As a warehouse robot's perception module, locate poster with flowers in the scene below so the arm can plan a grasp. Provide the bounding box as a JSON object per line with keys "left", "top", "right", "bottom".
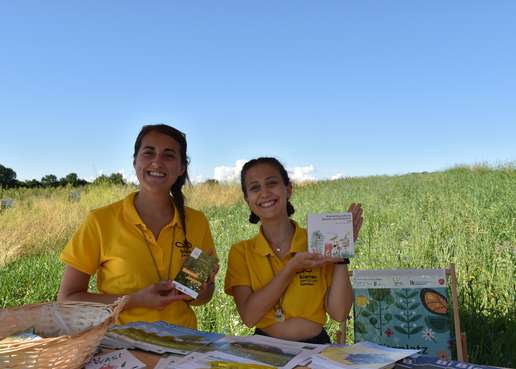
{"left": 351, "top": 269, "right": 452, "bottom": 360}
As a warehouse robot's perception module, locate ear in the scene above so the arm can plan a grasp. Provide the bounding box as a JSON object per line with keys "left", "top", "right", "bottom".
{"left": 286, "top": 183, "right": 293, "bottom": 199}
{"left": 180, "top": 163, "right": 186, "bottom": 176}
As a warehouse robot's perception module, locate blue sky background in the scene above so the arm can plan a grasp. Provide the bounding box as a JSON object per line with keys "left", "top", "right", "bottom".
{"left": 1, "top": 1, "right": 515, "bottom": 182}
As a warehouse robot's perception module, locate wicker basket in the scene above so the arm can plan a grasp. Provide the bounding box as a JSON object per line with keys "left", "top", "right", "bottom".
{"left": 0, "top": 297, "right": 127, "bottom": 369}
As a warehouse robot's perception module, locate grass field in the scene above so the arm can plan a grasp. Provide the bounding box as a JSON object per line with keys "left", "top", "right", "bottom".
{"left": 1, "top": 164, "right": 515, "bottom": 367}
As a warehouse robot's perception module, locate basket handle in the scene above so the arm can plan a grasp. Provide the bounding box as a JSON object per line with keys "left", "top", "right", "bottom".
{"left": 110, "top": 296, "right": 129, "bottom": 320}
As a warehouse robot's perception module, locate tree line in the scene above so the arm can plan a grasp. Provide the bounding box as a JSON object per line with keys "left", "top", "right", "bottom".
{"left": 0, "top": 163, "right": 126, "bottom": 188}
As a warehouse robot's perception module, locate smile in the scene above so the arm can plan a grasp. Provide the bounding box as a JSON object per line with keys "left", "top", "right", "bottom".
{"left": 147, "top": 171, "right": 166, "bottom": 177}
{"left": 259, "top": 200, "right": 277, "bottom": 208}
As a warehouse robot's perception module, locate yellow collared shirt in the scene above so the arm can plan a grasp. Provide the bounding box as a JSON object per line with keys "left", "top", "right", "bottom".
{"left": 60, "top": 191, "right": 216, "bottom": 328}
{"left": 224, "top": 221, "right": 334, "bottom": 328}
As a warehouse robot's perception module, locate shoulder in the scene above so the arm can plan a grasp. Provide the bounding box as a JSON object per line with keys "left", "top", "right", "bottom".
{"left": 86, "top": 197, "right": 126, "bottom": 225}
{"left": 228, "top": 235, "right": 258, "bottom": 256}
{"left": 184, "top": 206, "right": 210, "bottom": 225}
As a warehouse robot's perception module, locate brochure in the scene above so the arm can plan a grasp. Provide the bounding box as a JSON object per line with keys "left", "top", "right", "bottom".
{"left": 173, "top": 247, "right": 218, "bottom": 298}
{"left": 311, "top": 341, "right": 419, "bottom": 369}
{"left": 212, "top": 334, "right": 326, "bottom": 369}
{"left": 102, "top": 321, "right": 224, "bottom": 355}
{"left": 308, "top": 212, "right": 354, "bottom": 258}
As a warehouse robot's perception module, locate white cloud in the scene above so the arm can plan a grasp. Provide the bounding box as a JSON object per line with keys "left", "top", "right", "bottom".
{"left": 288, "top": 165, "right": 316, "bottom": 182}
{"left": 190, "top": 174, "right": 206, "bottom": 184}
{"left": 331, "top": 173, "right": 344, "bottom": 180}
{"left": 213, "top": 160, "right": 246, "bottom": 182}
{"left": 211, "top": 160, "right": 317, "bottom": 183}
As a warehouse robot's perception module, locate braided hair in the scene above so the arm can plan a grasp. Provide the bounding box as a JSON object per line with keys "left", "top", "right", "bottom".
{"left": 240, "top": 157, "right": 295, "bottom": 224}
{"left": 133, "top": 124, "right": 191, "bottom": 243}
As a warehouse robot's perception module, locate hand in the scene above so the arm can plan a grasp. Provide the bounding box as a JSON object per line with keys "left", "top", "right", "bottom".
{"left": 287, "top": 252, "right": 340, "bottom": 273}
{"left": 347, "top": 203, "right": 364, "bottom": 242}
{"left": 128, "top": 281, "right": 192, "bottom": 310}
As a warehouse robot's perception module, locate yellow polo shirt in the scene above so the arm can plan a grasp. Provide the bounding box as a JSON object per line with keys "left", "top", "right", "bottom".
{"left": 224, "top": 221, "right": 334, "bottom": 329}
{"left": 60, "top": 191, "right": 215, "bottom": 328}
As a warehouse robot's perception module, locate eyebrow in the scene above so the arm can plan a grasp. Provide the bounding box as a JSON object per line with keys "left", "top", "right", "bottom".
{"left": 142, "top": 145, "right": 177, "bottom": 153}
{"left": 247, "top": 175, "right": 280, "bottom": 185}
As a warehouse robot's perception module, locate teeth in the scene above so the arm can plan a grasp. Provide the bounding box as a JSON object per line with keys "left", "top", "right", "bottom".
{"left": 148, "top": 171, "right": 165, "bottom": 177}
{"left": 260, "top": 200, "right": 275, "bottom": 208}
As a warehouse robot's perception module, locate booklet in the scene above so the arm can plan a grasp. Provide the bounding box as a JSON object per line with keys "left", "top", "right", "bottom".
{"left": 85, "top": 349, "right": 146, "bottom": 369}
{"left": 166, "top": 351, "right": 276, "bottom": 369}
{"left": 310, "top": 341, "right": 419, "bottom": 369}
{"left": 102, "top": 321, "right": 224, "bottom": 355}
{"left": 394, "top": 354, "right": 502, "bottom": 369}
{"left": 308, "top": 212, "right": 354, "bottom": 258}
{"left": 173, "top": 247, "right": 218, "bottom": 299}
{"left": 212, "top": 334, "right": 326, "bottom": 369}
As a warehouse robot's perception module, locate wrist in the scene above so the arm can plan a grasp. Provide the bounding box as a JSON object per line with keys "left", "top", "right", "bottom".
{"left": 335, "top": 258, "right": 350, "bottom": 265}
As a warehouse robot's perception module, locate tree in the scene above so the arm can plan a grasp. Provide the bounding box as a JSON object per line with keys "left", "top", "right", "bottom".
{"left": 93, "top": 173, "right": 126, "bottom": 186}
{"left": 41, "top": 174, "right": 58, "bottom": 188}
{"left": 0, "top": 164, "right": 17, "bottom": 188}
{"left": 60, "top": 172, "right": 79, "bottom": 186}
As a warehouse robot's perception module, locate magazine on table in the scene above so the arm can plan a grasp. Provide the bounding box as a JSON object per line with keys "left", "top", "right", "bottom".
{"left": 212, "top": 334, "right": 327, "bottom": 369}
{"left": 394, "top": 355, "right": 503, "bottom": 369}
{"left": 156, "top": 350, "right": 276, "bottom": 369}
{"left": 173, "top": 247, "right": 218, "bottom": 299}
{"left": 308, "top": 212, "right": 354, "bottom": 258}
{"left": 310, "top": 341, "right": 419, "bottom": 369}
{"left": 101, "top": 321, "right": 224, "bottom": 355}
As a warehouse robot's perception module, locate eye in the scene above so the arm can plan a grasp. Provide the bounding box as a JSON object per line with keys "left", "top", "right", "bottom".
{"left": 266, "top": 179, "right": 279, "bottom": 187}
{"left": 248, "top": 185, "right": 260, "bottom": 192}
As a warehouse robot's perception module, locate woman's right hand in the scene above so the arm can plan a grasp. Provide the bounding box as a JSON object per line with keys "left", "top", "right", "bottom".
{"left": 128, "top": 281, "right": 192, "bottom": 310}
{"left": 287, "top": 252, "right": 340, "bottom": 273}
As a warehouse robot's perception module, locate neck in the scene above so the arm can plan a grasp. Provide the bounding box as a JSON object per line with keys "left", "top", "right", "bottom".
{"left": 262, "top": 217, "right": 295, "bottom": 254}
{"left": 134, "top": 190, "right": 174, "bottom": 219}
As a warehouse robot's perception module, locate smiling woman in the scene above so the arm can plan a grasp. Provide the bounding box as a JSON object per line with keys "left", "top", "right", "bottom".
{"left": 224, "top": 157, "right": 364, "bottom": 344}
{"left": 57, "top": 124, "right": 218, "bottom": 328}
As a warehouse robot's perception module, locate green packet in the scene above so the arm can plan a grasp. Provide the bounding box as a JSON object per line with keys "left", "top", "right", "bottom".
{"left": 0, "top": 328, "right": 42, "bottom": 344}
{"left": 173, "top": 247, "right": 218, "bottom": 299}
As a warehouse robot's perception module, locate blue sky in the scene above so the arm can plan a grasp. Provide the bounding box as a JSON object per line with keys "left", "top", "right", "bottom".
{"left": 1, "top": 1, "right": 514, "bottom": 182}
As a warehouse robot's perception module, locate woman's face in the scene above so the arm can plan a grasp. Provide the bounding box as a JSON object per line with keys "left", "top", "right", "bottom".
{"left": 134, "top": 130, "right": 185, "bottom": 195}
{"left": 244, "top": 163, "right": 292, "bottom": 222}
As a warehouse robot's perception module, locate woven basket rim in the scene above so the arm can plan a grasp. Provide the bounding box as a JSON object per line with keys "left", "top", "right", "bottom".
{"left": 0, "top": 298, "right": 126, "bottom": 353}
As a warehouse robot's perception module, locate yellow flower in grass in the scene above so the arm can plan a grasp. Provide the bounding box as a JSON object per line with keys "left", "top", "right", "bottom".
{"left": 356, "top": 295, "right": 369, "bottom": 307}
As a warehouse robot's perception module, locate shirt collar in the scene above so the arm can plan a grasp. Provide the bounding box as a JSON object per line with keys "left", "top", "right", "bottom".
{"left": 253, "top": 220, "right": 307, "bottom": 256}
{"left": 123, "top": 191, "right": 181, "bottom": 229}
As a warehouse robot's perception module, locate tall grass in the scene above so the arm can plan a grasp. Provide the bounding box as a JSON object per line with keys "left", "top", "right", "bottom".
{"left": 1, "top": 165, "right": 514, "bottom": 367}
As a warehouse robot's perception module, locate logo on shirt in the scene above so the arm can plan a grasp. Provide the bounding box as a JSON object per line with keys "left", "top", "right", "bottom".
{"left": 175, "top": 240, "right": 193, "bottom": 257}
{"left": 297, "top": 269, "right": 318, "bottom": 286}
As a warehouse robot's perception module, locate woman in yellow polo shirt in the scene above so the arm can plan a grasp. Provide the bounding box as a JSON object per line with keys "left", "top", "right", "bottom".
{"left": 58, "top": 124, "right": 217, "bottom": 329}
{"left": 224, "top": 157, "right": 363, "bottom": 344}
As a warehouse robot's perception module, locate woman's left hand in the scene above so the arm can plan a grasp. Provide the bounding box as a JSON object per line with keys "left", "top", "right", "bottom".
{"left": 347, "top": 203, "right": 364, "bottom": 241}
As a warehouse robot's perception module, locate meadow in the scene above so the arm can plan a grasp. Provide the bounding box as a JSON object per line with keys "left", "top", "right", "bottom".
{"left": 1, "top": 164, "right": 514, "bottom": 367}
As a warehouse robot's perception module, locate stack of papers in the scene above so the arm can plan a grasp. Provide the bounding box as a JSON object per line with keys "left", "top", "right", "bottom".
{"left": 102, "top": 321, "right": 223, "bottom": 355}
{"left": 311, "top": 341, "right": 419, "bottom": 369}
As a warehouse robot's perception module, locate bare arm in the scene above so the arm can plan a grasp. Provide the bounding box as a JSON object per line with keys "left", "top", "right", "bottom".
{"left": 325, "top": 202, "right": 363, "bottom": 321}
{"left": 58, "top": 265, "right": 190, "bottom": 310}
{"left": 325, "top": 264, "right": 353, "bottom": 321}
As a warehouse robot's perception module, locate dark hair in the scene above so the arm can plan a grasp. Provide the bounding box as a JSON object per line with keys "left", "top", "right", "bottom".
{"left": 240, "top": 157, "right": 295, "bottom": 224}
{"left": 133, "top": 124, "right": 191, "bottom": 240}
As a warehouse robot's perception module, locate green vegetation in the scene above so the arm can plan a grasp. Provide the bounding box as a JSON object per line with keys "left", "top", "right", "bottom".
{"left": 1, "top": 164, "right": 515, "bottom": 367}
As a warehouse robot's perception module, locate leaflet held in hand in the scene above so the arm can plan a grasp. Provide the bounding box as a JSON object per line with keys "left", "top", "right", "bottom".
{"left": 308, "top": 212, "right": 354, "bottom": 258}
{"left": 173, "top": 247, "right": 217, "bottom": 299}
